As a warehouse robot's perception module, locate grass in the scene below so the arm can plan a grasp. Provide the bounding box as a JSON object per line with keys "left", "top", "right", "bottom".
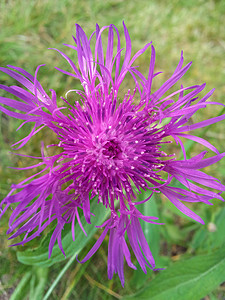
{"left": 0, "top": 0, "right": 225, "bottom": 299}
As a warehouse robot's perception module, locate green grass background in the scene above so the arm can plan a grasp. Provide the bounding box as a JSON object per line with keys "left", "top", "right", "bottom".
{"left": 0, "top": 0, "right": 225, "bottom": 299}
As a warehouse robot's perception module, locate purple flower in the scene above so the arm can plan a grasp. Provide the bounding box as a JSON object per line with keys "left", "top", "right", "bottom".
{"left": 0, "top": 22, "right": 225, "bottom": 285}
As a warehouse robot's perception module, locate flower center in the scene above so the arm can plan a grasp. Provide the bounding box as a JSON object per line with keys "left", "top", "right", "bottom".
{"left": 102, "top": 140, "right": 122, "bottom": 159}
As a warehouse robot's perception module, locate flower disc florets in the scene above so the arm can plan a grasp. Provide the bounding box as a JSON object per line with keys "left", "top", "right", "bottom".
{"left": 58, "top": 88, "right": 169, "bottom": 214}
{"left": 1, "top": 22, "right": 225, "bottom": 286}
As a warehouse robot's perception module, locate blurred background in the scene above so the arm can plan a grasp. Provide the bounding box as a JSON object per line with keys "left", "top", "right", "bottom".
{"left": 0, "top": 0, "right": 225, "bottom": 299}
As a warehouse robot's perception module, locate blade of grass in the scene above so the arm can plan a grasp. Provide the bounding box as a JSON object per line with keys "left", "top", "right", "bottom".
{"left": 42, "top": 253, "right": 77, "bottom": 300}
{"left": 61, "top": 259, "right": 91, "bottom": 300}
{"left": 10, "top": 271, "right": 31, "bottom": 300}
{"left": 84, "top": 273, "right": 122, "bottom": 300}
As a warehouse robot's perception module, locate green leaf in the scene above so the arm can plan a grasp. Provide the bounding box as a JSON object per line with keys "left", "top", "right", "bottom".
{"left": 139, "top": 192, "right": 160, "bottom": 258}
{"left": 17, "top": 201, "right": 109, "bottom": 267}
{"left": 130, "top": 192, "right": 162, "bottom": 289}
{"left": 124, "top": 246, "right": 225, "bottom": 300}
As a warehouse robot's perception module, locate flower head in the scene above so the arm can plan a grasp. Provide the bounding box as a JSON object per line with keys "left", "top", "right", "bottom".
{"left": 1, "top": 22, "right": 225, "bottom": 285}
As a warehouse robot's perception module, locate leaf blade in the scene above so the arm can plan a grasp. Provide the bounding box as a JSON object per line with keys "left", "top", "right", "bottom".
{"left": 124, "top": 247, "right": 225, "bottom": 300}
{"left": 17, "top": 202, "right": 109, "bottom": 267}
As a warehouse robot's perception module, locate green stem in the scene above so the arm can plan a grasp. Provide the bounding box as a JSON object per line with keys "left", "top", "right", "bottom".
{"left": 43, "top": 253, "right": 77, "bottom": 300}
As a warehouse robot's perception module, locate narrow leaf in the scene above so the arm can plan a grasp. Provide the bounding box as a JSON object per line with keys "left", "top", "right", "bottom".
{"left": 131, "top": 192, "right": 161, "bottom": 289}
{"left": 124, "top": 247, "right": 225, "bottom": 300}
{"left": 17, "top": 202, "right": 109, "bottom": 267}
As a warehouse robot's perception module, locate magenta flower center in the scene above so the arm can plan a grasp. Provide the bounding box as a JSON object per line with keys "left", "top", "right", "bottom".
{"left": 102, "top": 140, "right": 122, "bottom": 159}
